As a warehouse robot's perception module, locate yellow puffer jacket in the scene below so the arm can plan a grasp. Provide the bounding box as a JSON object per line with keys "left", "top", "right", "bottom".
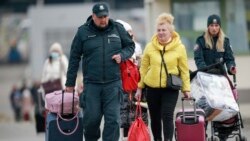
{"left": 138, "top": 32, "right": 190, "bottom": 92}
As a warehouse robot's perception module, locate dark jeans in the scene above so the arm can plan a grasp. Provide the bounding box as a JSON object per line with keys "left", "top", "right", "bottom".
{"left": 146, "top": 87, "right": 179, "bottom": 141}
{"left": 81, "top": 81, "right": 122, "bottom": 141}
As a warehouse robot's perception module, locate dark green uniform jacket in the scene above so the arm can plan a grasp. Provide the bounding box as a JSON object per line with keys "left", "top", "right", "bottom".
{"left": 66, "top": 18, "right": 135, "bottom": 86}
{"left": 194, "top": 34, "right": 236, "bottom": 74}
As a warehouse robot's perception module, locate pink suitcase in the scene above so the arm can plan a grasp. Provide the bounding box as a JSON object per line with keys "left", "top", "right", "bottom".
{"left": 175, "top": 97, "right": 206, "bottom": 141}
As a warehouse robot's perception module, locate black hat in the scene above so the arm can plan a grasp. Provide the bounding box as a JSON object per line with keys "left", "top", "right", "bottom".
{"left": 207, "top": 14, "right": 221, "bottom": 27}
{"left": 92, "top": 3, "right": 109, "bottom": 17}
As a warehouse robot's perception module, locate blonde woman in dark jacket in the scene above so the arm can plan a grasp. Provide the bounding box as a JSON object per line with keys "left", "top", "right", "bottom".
{"left": 194, "top": 14, "right": 236, "bottom": 75}
{"left": 194, "top": 14, "right": 236, "bottom": 141}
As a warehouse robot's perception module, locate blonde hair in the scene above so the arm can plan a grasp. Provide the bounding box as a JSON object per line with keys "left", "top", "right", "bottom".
{"left": 156, "top": 13, "right": 175, "bottom": 33}
{"left": 204, "top": 28, "right": 225, "bottom": 52}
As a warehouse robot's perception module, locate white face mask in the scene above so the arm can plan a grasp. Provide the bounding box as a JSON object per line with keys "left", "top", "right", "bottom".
{"left": 50, "top": 52, "right": 60, "bottom": 59}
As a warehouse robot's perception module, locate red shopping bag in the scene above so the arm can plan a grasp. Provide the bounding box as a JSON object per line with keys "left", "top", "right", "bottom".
{"left": 120, "top": 60, "right": 140, "bottom": 93}
{"left": 128, "top": 100, "right": 151, "bottom": 141}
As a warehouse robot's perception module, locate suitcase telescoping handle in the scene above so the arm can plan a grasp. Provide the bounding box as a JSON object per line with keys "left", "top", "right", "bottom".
{"left": 61, "top": 89, "right": 76, "bottom": 115}
{"left": 181, "top": 97, "right": 197, "bottom": 123}
{"left": 58, "top": 89, "right": 79, "bottom": 136}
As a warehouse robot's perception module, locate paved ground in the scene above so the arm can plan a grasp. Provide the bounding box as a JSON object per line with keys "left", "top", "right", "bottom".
{"left": 0, "top": 56, "right": 249, "bottom": 141}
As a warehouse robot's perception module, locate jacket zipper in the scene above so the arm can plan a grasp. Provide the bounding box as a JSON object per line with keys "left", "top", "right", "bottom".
{"left": 102, "top": 36, "right": 105, "bottom": 82}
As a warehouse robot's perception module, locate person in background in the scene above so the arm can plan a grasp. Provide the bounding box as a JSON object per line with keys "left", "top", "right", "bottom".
{"left": 116, "top": 19, "right": 147, "bottom": 141}
{"left": 21, "top": 85, "right": 33, "bottom": 121}
{"left": 40, "top": 42, "right": 69, "bottom": 95}
{"left": 193, "top": 14, "right": 236, "bottom": 141}
{"left": 10, "top": 84, "right": 22, "bottom": 122}
{"left": 135, "top": 13, "right": 190, "bottom": 141}
{"left": 116, "top": 19, "right": 142, "bottom": 66}
{"left": 30, "top": 81, "right": 43, "bottom": 115}
{"left": 30, "top": 80, "right": 46, "bottom": 133}
{"left": 7, "top": 39, "right": 22, "bottom": 64}
{"left": 194, "top": 14, "right": 236, "bottom": 75}
{"left": 65, "top": 3, "right": 135, "bottom": 141}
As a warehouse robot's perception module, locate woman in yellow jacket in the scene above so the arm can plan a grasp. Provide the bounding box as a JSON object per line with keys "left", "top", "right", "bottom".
{"left": 135, "top": 13, "right": 190, "bottom": 141}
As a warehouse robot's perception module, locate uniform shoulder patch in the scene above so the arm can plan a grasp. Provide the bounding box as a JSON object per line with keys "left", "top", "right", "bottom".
{"left": 194, "top": 44, "right": 199, "bottom": 51}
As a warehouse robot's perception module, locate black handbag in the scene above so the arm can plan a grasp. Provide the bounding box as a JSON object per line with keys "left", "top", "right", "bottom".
{"left": 167, "top": 74, "right": 182, "bottom": 90}
{"left": 160, "top": 51, "right": 182, "bottom": 90}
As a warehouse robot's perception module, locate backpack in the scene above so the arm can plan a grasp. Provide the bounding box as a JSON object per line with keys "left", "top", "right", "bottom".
{"left": 120, "top": 59, "right": 140, "bottom": 93}
{"left": 115, "top": 22, "right": 140, "bottom": 92}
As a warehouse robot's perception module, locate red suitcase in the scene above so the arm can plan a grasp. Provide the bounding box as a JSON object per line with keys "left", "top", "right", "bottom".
{"left": 175, "top": 97, "right": 206, "bottom": 141}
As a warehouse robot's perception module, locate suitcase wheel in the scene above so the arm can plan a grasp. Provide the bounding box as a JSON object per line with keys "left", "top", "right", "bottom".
{"left": 207, "top": 136, "right": 219, "bottom": 141}
{"left": 236, "top": 135, "right": 247, "bottom": 141}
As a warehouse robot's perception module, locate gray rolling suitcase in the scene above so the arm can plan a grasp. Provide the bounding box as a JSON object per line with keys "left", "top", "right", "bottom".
{"left": 46, "top": 112, "right": 83, "bottom": 141}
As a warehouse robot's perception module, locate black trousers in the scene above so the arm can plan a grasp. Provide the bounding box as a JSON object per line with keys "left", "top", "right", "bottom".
{"left": 146, "top": 87, "right": 179, "bottom": 141}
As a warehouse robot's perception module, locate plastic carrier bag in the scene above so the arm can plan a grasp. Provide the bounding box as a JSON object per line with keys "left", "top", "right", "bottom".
{"left": 191, "top": 72, "right": 239, "bottom": 121}
{"left": 128, "top": 101, "right": 150, "bottom": 141}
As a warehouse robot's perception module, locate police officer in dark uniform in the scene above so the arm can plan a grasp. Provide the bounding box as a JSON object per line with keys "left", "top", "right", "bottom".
{"left": 65, "top": 2, "right": 135, "bottom": 141}
{"left": 194, "top": 14, "right": 236, "bottom": 75}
